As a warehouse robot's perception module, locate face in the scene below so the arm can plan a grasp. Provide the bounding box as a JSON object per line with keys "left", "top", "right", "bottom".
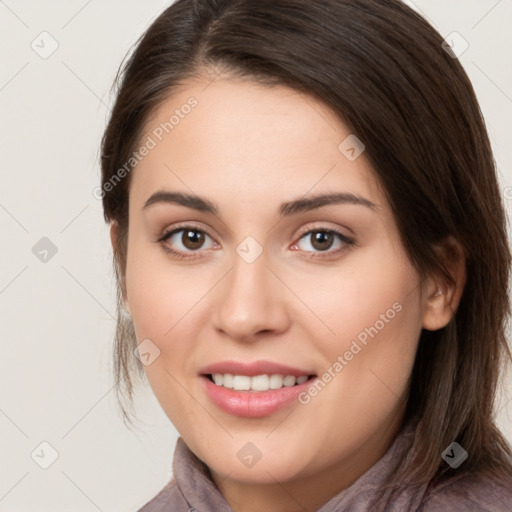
{"left": 121, "top": 75, "right": 429, "bottom": 500}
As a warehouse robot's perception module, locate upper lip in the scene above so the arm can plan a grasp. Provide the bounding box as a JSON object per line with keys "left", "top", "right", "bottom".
{"left": 199, "top": 360, "right": 315, "bottom": 377}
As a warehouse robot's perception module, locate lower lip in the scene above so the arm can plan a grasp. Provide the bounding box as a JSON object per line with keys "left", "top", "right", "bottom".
{"left": 201, "top": 375, "right": 316, "bottom": 417}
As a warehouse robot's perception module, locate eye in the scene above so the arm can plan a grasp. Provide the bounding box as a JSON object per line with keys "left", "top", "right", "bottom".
{"left": 292, "top": 228, "right": 355, "bottom": 257}
{"left": 157, "top": 224, "right": 218, "bottom": 259}
{"left": 156, "top": 224, "right": 355, "bottom": 260}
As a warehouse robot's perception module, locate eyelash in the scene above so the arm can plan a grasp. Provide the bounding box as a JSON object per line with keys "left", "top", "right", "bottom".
{"left": 155, "top": 223, "right": 355, "bottom": 261}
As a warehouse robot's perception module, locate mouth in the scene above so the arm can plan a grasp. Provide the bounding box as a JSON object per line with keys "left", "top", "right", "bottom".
{"left": 204, "top": 373, "right": 316, "bottom": 392}
{"left": 198, "top": 361, "right": 318, "bottom": 417}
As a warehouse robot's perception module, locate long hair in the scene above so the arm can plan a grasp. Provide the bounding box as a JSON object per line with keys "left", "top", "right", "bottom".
{"left": 100, "top": 0, "right": 512, "bottom": 502}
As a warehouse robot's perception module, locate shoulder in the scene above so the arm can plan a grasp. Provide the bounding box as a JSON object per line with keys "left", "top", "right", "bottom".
{"left": 418, "top": 472, "right": 512, "bottom": 512}
{"left": 136, "top": 478, "right": 190, "bottom": 512}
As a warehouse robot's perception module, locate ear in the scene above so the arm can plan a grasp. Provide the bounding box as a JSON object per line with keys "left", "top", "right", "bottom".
{"left": 421, "top": 236, "right": 466, "bottom": 331}
{"left": 110, "top": 221, "right": 131, "bottom": 315}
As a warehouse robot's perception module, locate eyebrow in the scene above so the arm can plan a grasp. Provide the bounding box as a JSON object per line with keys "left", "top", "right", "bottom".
{"left": 142, "top": 190, "right": 376, "bottom": 217}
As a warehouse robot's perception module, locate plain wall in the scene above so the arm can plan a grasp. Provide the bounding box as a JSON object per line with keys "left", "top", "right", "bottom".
{"left": 0, "top": 1, "right": 511, "bottom": 510}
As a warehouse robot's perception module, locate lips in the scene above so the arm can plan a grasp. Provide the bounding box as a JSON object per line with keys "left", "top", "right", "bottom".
{"left": 199, "top": 360, "right": 314, "bottom": 377}
{"left": 199, "top": 360, "right": 317, "bottom": 417}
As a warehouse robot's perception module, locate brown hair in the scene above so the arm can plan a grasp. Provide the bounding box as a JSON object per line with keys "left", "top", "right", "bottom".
{"left": 100, "top": 0, "right": 512, "bottom": 504}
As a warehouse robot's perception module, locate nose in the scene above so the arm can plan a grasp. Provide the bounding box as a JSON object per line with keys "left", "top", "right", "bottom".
{"left": 211, "top": 248, "right": 290, "bottom": 342}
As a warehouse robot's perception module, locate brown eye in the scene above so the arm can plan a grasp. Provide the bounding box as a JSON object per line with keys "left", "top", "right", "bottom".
{"left": 294, "top": 228, "right": 355, "bottom": 257}
{"left": 181, "top": 229, "right": 205, "bottom": 250}
{"left": 157, "top": 225, "right": 217, "bottom": 259}
{"left": 310, "top": 231, "right": 335, "bottom": 251}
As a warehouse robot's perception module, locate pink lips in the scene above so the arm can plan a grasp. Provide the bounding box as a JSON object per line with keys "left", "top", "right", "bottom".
{"left": 199, "top": 360, "right": 312, "bottom": 377}
{"left": 199, "top": 360, "right": 316, "bottom": 418}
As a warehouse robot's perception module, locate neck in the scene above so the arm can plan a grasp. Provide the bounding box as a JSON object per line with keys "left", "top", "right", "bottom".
{"left": 210, "top": 408, "right": 406, "bottom": 512}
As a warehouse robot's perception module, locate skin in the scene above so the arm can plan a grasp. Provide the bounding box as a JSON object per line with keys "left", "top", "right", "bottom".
{"left": 111, "top": 73, "right": 465, "bottom": 512}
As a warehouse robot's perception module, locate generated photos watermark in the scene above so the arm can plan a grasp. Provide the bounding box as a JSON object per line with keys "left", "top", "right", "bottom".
{"left": 298, "top": 301, "right": 403, "bottom": 405}
{"left": 93, "top": 96, "right": 198, "bottom": 199}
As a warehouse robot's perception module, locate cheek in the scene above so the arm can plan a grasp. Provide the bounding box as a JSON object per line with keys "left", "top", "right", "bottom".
{"left": 125, "top": 231, "right": 187, "bottom": 336}
{"left": 334, "top": 284, "right": 420, "bottom": 402}
{"left": 124, "top": 235, "right": 180, "bottom": 356}
{"left": 296, "top": 249, "right": 423, "bottom": 419}
{"left": 124, "top": 238, "right": 215, "bottom": 376}
{"left": 124, "top": 245, "right": 205, "bottom": 425}
{"left": 296, "top": 244, "right": 420, "bottom": 351}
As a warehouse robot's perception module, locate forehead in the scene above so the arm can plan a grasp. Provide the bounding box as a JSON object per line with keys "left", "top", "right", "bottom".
{"left": 129, "top": 77, "right": 384, "bottom": 212}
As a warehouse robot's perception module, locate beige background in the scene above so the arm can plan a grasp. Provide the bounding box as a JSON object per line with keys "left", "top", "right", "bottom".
{"left": 0, "top": 1, "right": 511, "bottom": 510}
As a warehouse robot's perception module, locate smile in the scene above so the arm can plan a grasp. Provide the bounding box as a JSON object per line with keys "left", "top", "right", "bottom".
{"left": 198, "top": 361, "right": 318, "bottom": 417}
{"left": 207, "top": 373, "right": 311, "bottom": 391}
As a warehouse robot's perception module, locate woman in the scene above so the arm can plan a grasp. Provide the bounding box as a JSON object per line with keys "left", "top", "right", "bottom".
{"left": 99, "top": 0, "right": 512, "bottom": 510}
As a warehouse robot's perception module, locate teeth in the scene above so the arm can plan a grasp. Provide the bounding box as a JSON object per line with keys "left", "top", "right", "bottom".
{"left": 251, "top": 374, "right": 269, "bottom": 391}
{"left": 210, "top": 373, "right": 309, "bottom": 391}
{"left": 223, "top": 374, "right": 234, "bottom": 389}
{"left": 233, "top": 375, "right": 251, "bottom": 390}
{"left": 269, "top": 374, "right": 284, "bottom": 389}
{"left": 283, "top": 375, "right": 296, "bottom": 387}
